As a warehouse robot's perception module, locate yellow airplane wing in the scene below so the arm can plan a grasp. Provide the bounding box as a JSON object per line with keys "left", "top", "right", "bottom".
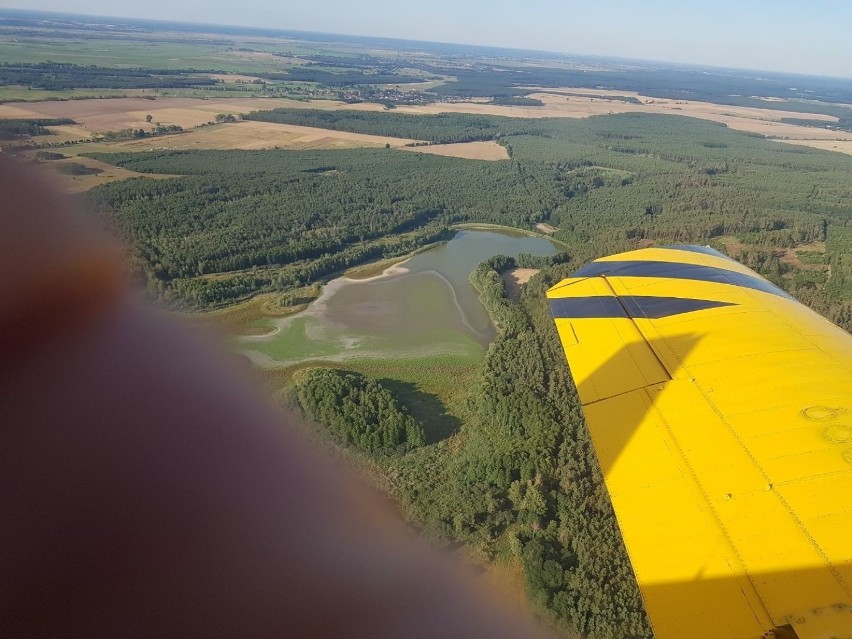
{"left": 547, "top": 245, "right": 852, "bottom": 639}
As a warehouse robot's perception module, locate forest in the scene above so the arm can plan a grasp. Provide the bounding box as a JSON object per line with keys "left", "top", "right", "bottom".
{"left": 84, "top": 147, "right": 553, "bottom": 307}
{"left": 84, "top": 111, "right": 852, "bottom": 637}
{"left": 87, "top": 112, "right": 852, "bottom": 328}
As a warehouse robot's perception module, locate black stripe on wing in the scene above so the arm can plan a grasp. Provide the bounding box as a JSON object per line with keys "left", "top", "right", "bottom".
{"left": 549, "top": 296, "right": 736, "bottom": 320}
{"left": 571, "top": 260, "right": 793, "bottom": 300}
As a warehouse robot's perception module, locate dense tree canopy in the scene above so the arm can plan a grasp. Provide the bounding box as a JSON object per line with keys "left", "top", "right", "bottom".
{"left": 296, "top": 369, "right": 425, "bottom": 454}
{"left": 88, "top": 113, "right": 852, "bottom": 327}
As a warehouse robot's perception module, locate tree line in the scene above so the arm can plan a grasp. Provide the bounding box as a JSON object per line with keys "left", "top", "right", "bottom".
{"left": 0, "top": 62, "right": 219, "bottom": 90}
{"left": 241, "top": 108, "right": 540, "bottom": 143}
{"left": 0, "top": 118, "right": 75, "bottom": 139}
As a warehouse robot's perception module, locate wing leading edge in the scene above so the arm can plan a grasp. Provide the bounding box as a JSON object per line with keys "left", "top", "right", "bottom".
{"left": 547, "top": 246, "right": 852, "bottom": 639}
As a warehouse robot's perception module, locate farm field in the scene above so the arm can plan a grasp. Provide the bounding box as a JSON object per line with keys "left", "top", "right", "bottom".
{"left": 777, "top": 137, "right": 852, "bottom": 156}
{"left": 0, "top": 97, "right": 298, "bottom": 132}
{"left": 6, "top": 90, "right": 850, "bottom": 161}
{"left": 63, "top": 120, "right": 419, "bottom": 154}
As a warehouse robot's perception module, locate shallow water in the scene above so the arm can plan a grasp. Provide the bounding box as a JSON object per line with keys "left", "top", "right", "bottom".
{"left": 238, "top": 229, "right": 559, "bottom": 367}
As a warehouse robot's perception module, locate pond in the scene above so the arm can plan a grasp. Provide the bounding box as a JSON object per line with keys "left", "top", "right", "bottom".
{"left": 238, "top": 229, "right": 560, "bottom": 368}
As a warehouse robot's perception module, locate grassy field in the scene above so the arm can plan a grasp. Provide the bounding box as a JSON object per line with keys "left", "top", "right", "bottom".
{"left": 263, "top": 354, "right": 479, "bottom": 444}
{"left": 194, "top": 287, "right": 323, "bottom": 337}
{"left": 0, "top": 36, "right": 300, "bottom": 73}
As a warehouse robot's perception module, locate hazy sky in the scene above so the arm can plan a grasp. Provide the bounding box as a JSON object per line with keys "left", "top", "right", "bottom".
{"left": 9, "top": 1, "right": 852, "bottom": 77}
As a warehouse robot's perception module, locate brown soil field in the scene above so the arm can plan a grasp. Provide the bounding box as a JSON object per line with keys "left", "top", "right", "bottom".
{"left": 401, "top": 141, "right": 509, "bottom": 161}
{"left": 503, "top": 268, "right": 539, "bottom": 301}
{"left": 64, "top": 120, "right": 418, "bottom": 154}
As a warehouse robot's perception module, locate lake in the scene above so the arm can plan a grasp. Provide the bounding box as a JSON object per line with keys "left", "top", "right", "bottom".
{"left": 238, "top": 229, "right": 560, "bottom": 368}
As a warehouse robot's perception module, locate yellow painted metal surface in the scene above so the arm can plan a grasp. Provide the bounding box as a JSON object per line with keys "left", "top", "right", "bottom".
{"left": 547, "top": 246, "right": 852, "bottom": 639}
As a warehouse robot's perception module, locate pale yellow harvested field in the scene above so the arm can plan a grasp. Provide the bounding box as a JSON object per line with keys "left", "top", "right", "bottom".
{"left": 42, "top": 124, "right": 93, "bottom": 143}
{"left": 34, "top": 156, "right": 175, "bottom": 193}
{"left": 402, "top": 141, "right": 509, "bottom": 161}
{"left": 775, "top": 138, "right": 852, "bottom": 156}
{"left": 64, "top": 120, "right": 418, "bottom": 154}
{"left": 0, "top": 97, "right": 341, "bottom": 133}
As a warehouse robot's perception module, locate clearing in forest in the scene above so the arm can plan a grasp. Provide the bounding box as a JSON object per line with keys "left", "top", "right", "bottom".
{"left": 775, "top": 138, "right": 852, "bottom": 157}
{"left": 502, "top": 268, "right": 539, "bottom": 301}
{"left": 401, "top": 141, "right": 509, "bottom": 161}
